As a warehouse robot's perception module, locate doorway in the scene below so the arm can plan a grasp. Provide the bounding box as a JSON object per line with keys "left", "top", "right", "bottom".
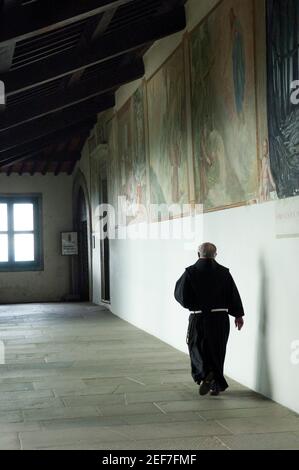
{"left": 77, "top": 187, "right": 89, "bottom": 301}
{"left": 100, "top": 175, "right": 110, "bottom": 303}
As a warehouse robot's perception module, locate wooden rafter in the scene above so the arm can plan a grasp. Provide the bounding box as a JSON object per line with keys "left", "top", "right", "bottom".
{"left": 0, "top": 0, "right": 135, "bottom": 45}
{"left": 2, "top": 8, "right": 186, "bottom": 96}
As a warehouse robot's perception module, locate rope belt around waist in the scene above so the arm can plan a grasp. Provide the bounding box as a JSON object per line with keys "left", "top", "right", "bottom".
{"left": 192, "top": 308, "right": 228, "bottom": 314}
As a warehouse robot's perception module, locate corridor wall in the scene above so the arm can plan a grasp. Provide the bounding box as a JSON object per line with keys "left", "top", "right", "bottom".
{"left": 76, "top": 0, "right": 299, "bottom": 414}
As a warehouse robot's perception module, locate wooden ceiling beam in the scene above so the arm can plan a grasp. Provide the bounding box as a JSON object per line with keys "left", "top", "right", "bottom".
{"left": 0, "top": 59, "right": 144, "bottom": 131}
{"left": 0, "top": 93, "right": 114, "bottom": 152}
{"left": 54, "top": 160, "right": 63, "bottom": 176}
{"left": 18, "top": 161, "right": 26, "bottom": 176}
{"left": 54, "top": 152, "right": 81, "bottom": 176}
{"left": 2, "top": 7, "right": 186, "bottom": 96}
{"left": 1, "top": 152, "right": 35, "bottom": 169}
{"left": 67, "top": 5, "right": 118, "bottom": 87}
{"left": 41, "top": 159, "right": 51, "bottom": 176}
{"left": 0, "top": 0, "right": 134, "bottom": 46}
{"left": 91, "top": 7, "right": 118, "bottom": 42}
{"left": 6, "top": 165, "right": 13, "bottom": 176}
{"left": 0, "top": 120, "right": 94, "bottom": 162}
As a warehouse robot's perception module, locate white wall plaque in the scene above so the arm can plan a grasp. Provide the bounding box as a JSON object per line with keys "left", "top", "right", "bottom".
{"left": 61, "top": 232, "right": 78, "bottom": 255}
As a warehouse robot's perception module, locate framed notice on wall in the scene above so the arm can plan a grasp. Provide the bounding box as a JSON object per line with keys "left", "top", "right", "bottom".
{"left": 61, "top": 232, "right": 78, "bottom": 256}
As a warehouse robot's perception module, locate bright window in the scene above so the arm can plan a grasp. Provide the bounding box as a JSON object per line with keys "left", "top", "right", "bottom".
{"left": 0, "top": 195, "right": 43, "bottom": 271}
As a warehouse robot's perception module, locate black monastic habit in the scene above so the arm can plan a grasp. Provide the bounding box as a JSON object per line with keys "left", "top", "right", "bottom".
{"left": 174, "top": 259, "right": 244, "bottom": 390}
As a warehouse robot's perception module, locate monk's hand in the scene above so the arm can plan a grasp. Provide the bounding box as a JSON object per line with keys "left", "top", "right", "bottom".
{"left": 235, "top": 317, "right": 244, "bottom": 331}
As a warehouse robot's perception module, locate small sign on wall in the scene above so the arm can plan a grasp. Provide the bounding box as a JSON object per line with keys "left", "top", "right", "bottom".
{"left": 61, "top": 232, "right": 78, "bottom": 255}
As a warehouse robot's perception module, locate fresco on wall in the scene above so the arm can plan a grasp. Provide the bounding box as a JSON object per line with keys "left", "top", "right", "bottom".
{"left": 117, "top": 85, "right": 147, "bottom": 223}
{"left": 267, "top": 0, "right": 299, "bottom": 199}
{"left": 131, "top": 85, "right": 147, "bottom": 208}
{"left": 118, "top": 99, "right": 133, "bottom": 209}
{"left": 106, "top": 117, "right": 119, "bottom": 218}
{"left": 90, "top": 149, "right": 100, "bottom": 214}
{"left": 190, "top": 0, "right": 258, "bottom": 210}
{"left": 147, "top": 45, "right": 189, "bottom": 214}
{"left": 258, "top": 137, "right": 277, "bottom": 202}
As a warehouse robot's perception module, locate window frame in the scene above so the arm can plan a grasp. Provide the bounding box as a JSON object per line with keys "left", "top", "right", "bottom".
{"left": 0, "top": 194, "right": 43, "bottom": 272}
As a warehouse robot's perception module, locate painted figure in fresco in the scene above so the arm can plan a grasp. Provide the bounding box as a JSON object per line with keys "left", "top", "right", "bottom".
{"left": 201, "top": 124, "right": 228, "bottom": 207}
{"left": 230, "top": 8, "right": 245, "bottom": 120}
{"left": 118, "top": 89, "right": 147, "bottom": 223}
{"left": 259, "top": 138, "right": 277, "bottom": 202}
{"left": 120, "top": 122, "right": 130, "bottom": 194}
{"left": 125, "top": 162, "right": 146, "bottom": 221}
{"left": 193, "top": 22, "right": 224, "bottom": 204}
{"left": 199, "top": 23, "right": 214, "bottom": 128}
{"left": 132, "top": 88, "right": 147, "bottom": 208}
{"left": 163, "top": 67, "right": 183, "bottom": 204}
{"left": 150, "top": 166, "right": 166, "bottom": 205}
{"left": 119, "top": 120, "right": 134, "bottom": 220}
{"left": 169, "top": 134, "right": 181, "bottom": 204}
{"left": 200, "top": 124, "right": 211, "bottom": 200}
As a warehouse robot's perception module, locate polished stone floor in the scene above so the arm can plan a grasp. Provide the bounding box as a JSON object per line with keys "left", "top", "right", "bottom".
{"left": 0, "top": 303, "right": 298, "bottom": 450}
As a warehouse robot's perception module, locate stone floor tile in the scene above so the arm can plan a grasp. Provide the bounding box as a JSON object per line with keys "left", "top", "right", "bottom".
{"left": 218, "top": 432, "right": 299, "bottom": 450}
{"left": 0, "top": 432, "right": 21, "bottom": 450}
{"left": 42, "top": 436, "right": 228, "bottom": 450}
{"left": 62, "top": 393, "right": 125, "bottom": 407}
{"left": 106, "top": 421, "right": 231, "bottom": 441}
{"left": 198, "top": 405, "right": 297, "bottom": 421}
{"left": 216, "top": 415, "right": 299, "bottom": 435}
{"left": 0, "top": 397, "right": 64, "bottom": 412}
{"left": 0, "top": 411, "right": 23, "bottom": 424}
{"left": 98, "top": 403, "right": 164, "bottom": 417}
{"left": 19, "top": 426, "right": 132, "bottom": 450}
{"left": 23, "top": 405, "right": 101, "bottom": 422}
{"left": 0, "top": 382, "right": 35, "bottom": 392}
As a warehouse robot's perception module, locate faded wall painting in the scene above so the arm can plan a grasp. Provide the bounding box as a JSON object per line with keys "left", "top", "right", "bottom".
{"left": 259, "top": 137, "right": 277, "bottom": 202}
{"left": 117, "top": 84, "right": 147, "bottom": 222}
{"left": 267, "top": 0, "right": 299, "bottom": 199}
{"left": 106, "top": 117, "right": 119, "bottom": 215}
{"left": 131, "top": 85, "right": 147, "bottom": 208}
{"left": 190, "top": 0, "right": 258, "bottom": 210}
{"left": 147, "top": 46, "right": 189, "bottom": 211}
{"left": 118, "top": 99, "right": 133, "bottom": 212}
{"left": 90, "top": 149, "right": 100, "bottom": 217}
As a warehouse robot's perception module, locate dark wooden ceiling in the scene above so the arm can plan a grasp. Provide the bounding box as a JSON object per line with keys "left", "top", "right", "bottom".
{"left": 0, "top": 0, "right": 186, "bottom": 176}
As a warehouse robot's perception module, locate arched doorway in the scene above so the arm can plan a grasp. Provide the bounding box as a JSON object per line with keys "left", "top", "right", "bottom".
{"left": 72, "top": 170, "right": 92, "bottom": 302}
{"left": 77, "top": 187, "right": 89, "bottom": 301}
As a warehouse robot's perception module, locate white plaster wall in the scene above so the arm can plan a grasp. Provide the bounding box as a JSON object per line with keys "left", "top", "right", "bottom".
{"left": 106, "top": 202, "right": 299, "bottom": 414}
{"left": 204, "top": 202, "right": 299, "bottom": 413}
{"left": 0, "top": 174, "right": 73, "bottom": 303}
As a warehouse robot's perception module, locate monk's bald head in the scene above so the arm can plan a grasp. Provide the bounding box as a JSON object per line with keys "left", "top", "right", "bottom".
{"left": 198, "top": 242, "right": 217, "bottom": 259}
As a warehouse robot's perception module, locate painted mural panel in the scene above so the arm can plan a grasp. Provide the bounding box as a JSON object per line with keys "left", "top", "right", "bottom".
{"left": 118, "top": 99, "right": 133, "bottom": 211}
{"left": 131, "top": 85, "right": 147, "bottom": 208}
{"left": 190, "top": 0, "right": 258, "bottom": 210}
{"left": 267, "top": 0, "right": 299, "bottom": 199}
{"left": 147, "top": 46, "right": 189, "bottom": 213}
{"left": 107, "top": 117, "right": 119, "bottom": 216}
{"left": 90, "top": 151, "right": 100, "bottom": 217}
{"left": 117, "top": 85, "right": 147, "bottom": 223}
